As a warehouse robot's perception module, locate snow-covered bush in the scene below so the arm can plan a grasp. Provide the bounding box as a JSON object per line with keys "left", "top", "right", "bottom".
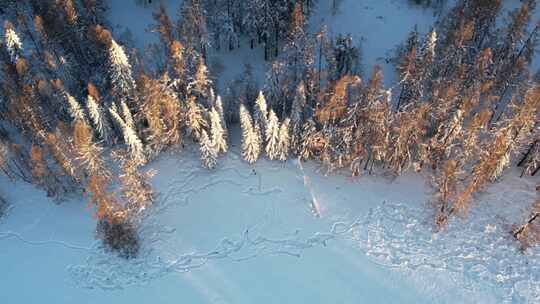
{"left": 96, "top": 215, "right": 140, "bottom": 259}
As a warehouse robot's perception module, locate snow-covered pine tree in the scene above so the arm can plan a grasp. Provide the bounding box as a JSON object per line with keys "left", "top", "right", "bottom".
{"left": 325, "top": 74, "right": 362, "bottom": 128}
{"left": 277, "top": 118, "right": 290, "bottom": 161}
{"left": 215, "top": 95, "right": 227, "bottom": 130}
{"left": 137, "top": 73, "right": 183, "bottom": 156}
{"left": 272, "top": 3, "right": 315, "bottom": 116}
{"left": 407, "top": 29, "right": 437, "bottom": 106}
{"left": 66, "top": 93, "right": 88, "bottom": 125}
{"left": 52, "top": 80, "right": 89, "bottom": 125}
{"left": 186, "top": 95, "right": 208, "bottom": 140}
{"left": 44, "top": 130, "right": 78, "bottom": 184}
{"left": 491, "top": 1, "right": 538, "bottom": 121}
{"left": 210, "top": 107, "right": 228, "bottom": 154}
{"left": 177, "top": 0, "right": 210, "bottom": 57}
{"left": 73, "top": 120, "right": 109, "bottom": 177}
{"left": 387, "top": 103, "right": 430, "bottom": 175}
{"left": 204, "top": 0, "right": 239, "bottom": 51}
{"left": 290, "top": 82, "right": 306, "bottom": 141}
{"left": 242, "top": 0, "right": 278, "bottom": 60}
{"left": 428, "top": 83, "right": 481, "bottom": 170}
{"left": 108, "top": 37, "right": 137, "bottom": 110}
{"left": 284, "top": 3, "right": 309, "bottom": 83}
{"left": 115, "top": 150, "right": 155, "bottom": 214}
{"left": 109, "top": 105, "right": 146, "bottom": 165}
{"left": 254, "top": 91, "right": 269, "bottom": 136}
{"left": 240, "top": 104, "right": 260, "bottom": 164}
{"left": 423, "top": 30, "right": 437, "bottom": 66}
{"left": 169, "top": 39, "right": 186, "bottom": 83}
{"left": 188, "top": 56, "right": 213, "bottom": 106}
{"left": 362, "top": 89, "right": 391, "bottom": 173}
{"left": 86, "top": 83, "right": 112, "bottom": 144}
{"left": 3, "top": 21, "right": 23, "bottom": 64}
{"left": 199, "top": 129, "right": 217, "bottom": 169}
{"left": 299, "top": 119, "right": 317, "bottom": 161}
{"left": 396, "top": 29, "right": 419, "bottom": 110}
{"left": 120, "top": 99, "right": 135, "bottom": 130}
{"left": 265, "top": 109, "right": 280, "bottom": 160}
{"left": 461, "top": 108, "right": 491, "bottom": 164}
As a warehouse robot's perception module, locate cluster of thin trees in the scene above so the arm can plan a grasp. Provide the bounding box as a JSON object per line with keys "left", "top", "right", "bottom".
{"left": 0, "top": 0, "right": 538, "bottom": 256}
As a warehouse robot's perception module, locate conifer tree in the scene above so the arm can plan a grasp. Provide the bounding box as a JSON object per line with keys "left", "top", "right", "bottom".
{"left": 283, "top": 4, "right": 310, "bottom": 84}
{"left": 86, "top": 83, "right": 112, "bottom": 144}
{"left": 66, "top": 92, "right": 88, "bottom": 125}
{"left": 177, "top": 0, "right": 210, "bottom": 57}
{"left": 265, "top": 109, "right": 280, "bottom": 160}
{"left": 169, "top": 40, "right": 187, "bottom": 94}
{"left": 109, "top": 105, "right": 146, "bottom": 165}
{"left": 215, "top": 95, "right": 227, "bottom": 130}
{"left": 461, "top": 108, "right": 492, "bottom": 164}
{"left": 137, "top": 73, "right": 183, "bottom": 156}
{"left": 362, "top": 90, "right": 391, "bottom": 173}
{"left": 387, "top": 103, "right": 430, "bottom": 174}
{"left": 277, "top": 118, "right": 290, "bottom": 161}
{"left": 108, "top": 37, "right": 137, "bottom": 110}
{"left": 3, "top": 21, "right": 23, "bottom": 64}
{"left": 115, "top": 150, "right": 155, "bottom": 214}
{"left": 396, "top": 29, "right": 419, "bottom": 110}
{"left": 290, "top": 82, "right": 306, "bottom": 153}
{"left": 299, "top": 119, "right": 317, "bottom": 161}
{"left": 186, "top": 95, "right": 208, "bottom": 140}
{"left": 73, "top": 121, "right": 109, "bottom": 177}
{"left": 199, "top": 129, "right": 217, "bottom": 169}
{"left": 188, "top": 56, "right": 213, "bottom": 106}
{"left": 491, "top": 1, "right": 538, "bottom": 119}
{"left": 240, "top": 104, "right": 260, "bottom": 164}
{"left": 209, "top": 107, "right": 228, "bottom": 154}
{"left": 254, "top": 91, "right": 269, "bottom": 136}
{"left": 44, "top": 130, "right": 78, "bottom": 184}
{"left": 47, "top": 79, "right": 82, "bottom": 125}
{"left": 204, "top": 0, "right": 239, "bottom": 51}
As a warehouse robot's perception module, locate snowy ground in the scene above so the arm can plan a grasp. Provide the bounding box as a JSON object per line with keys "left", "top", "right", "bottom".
{"left": 1, "top": 0, "right": 540, "bottom": 303}
{"left": 1, "top": 129, "right": 539, "bottom": 303}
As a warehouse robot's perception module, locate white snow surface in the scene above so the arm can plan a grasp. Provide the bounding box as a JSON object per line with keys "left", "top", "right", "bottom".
{"left": 1, "top": 129, "right": 539, "bottom": 303}
{"left": 2, "top": 0, "right": 540, "bottom": 303}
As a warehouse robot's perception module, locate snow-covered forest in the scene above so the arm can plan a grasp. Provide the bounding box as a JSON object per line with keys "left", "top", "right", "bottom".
{"left": 0, "top": 0, "right": 539, "bottom": 303}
